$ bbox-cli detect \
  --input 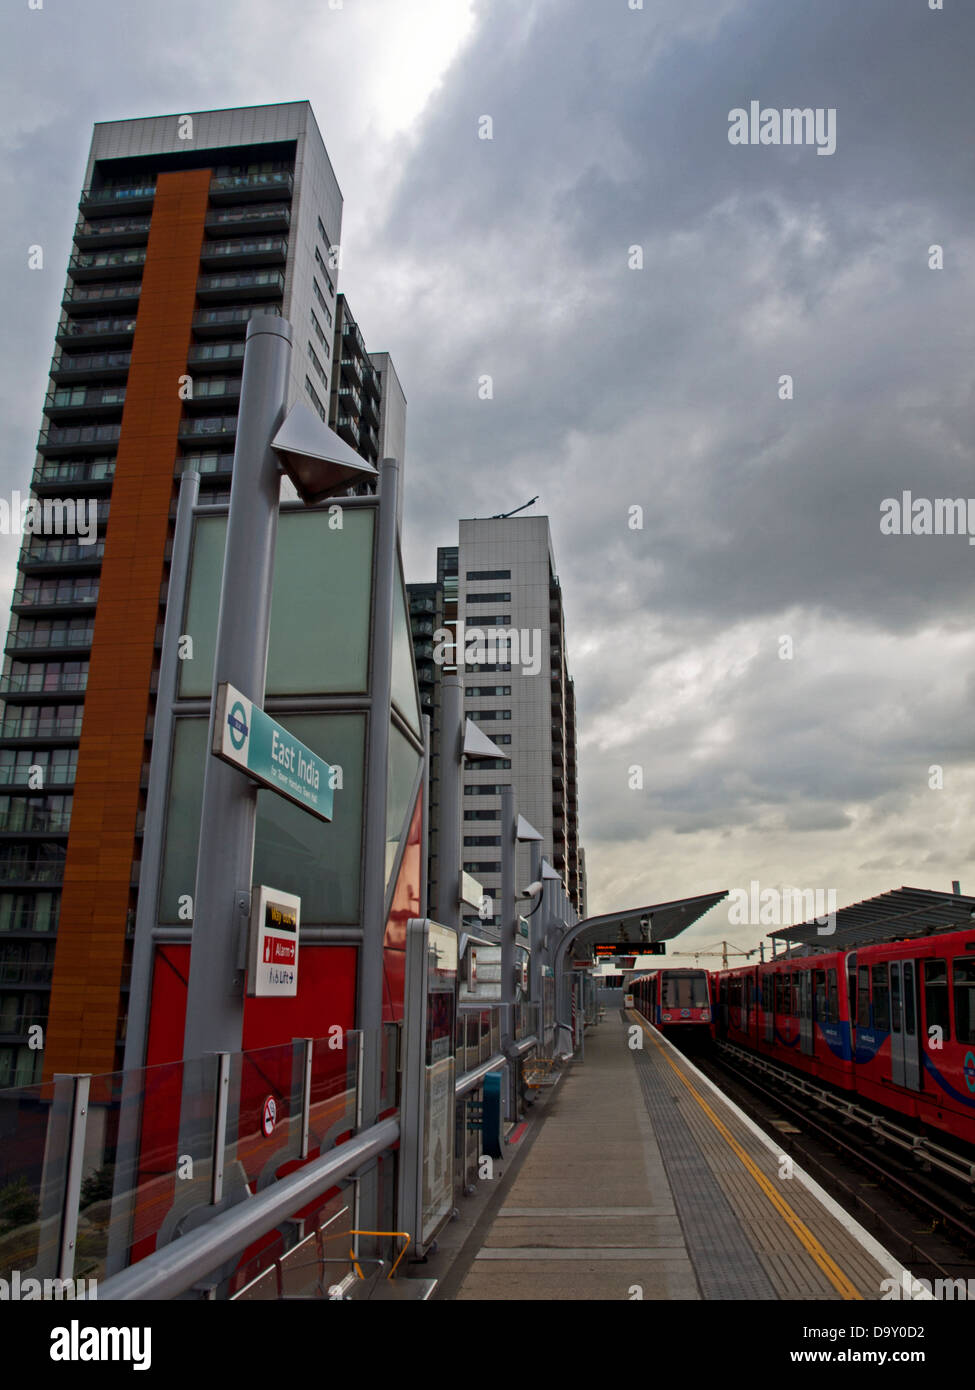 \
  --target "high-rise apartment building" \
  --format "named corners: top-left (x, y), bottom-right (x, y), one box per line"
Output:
top-left (0, 102), bottom-right (405, 1084)
top-left (417, 516), bottom-right (586, 929)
